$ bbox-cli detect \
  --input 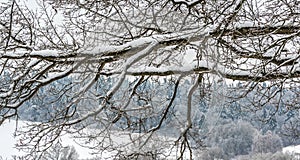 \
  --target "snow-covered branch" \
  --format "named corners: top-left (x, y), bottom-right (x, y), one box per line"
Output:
top-left (0, 0), bottom-right (300, 158)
